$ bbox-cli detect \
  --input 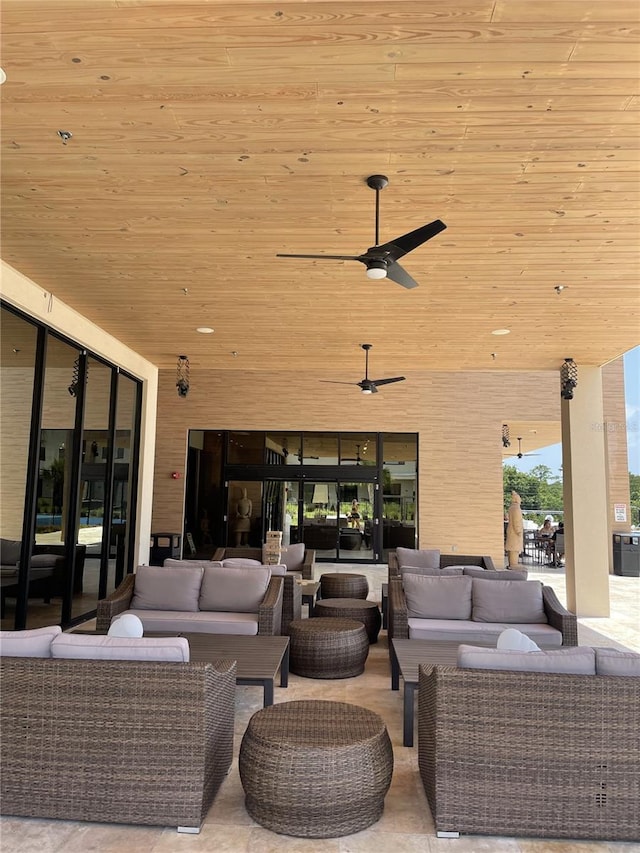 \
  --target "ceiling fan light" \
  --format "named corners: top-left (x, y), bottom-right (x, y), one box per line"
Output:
top-left (361, 387), bottom-right (374, 394)
top-left (366, 261), bottom-right (387, 279)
